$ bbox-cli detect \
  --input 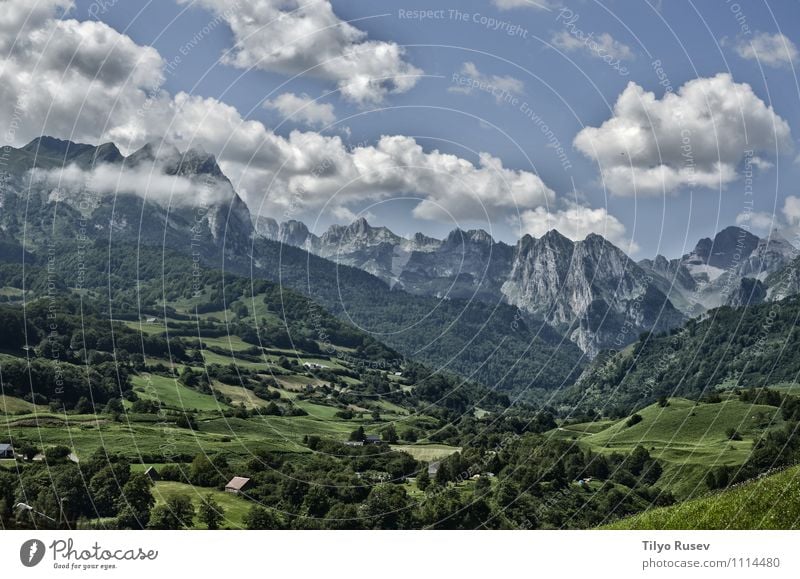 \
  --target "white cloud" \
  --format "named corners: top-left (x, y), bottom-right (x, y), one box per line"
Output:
top-left (263, 92), bottom-right (336, 128)
top-left (736, 210), bottom-right (777, 234)
top-left (182, 0), bottom-right (422, 104)
top-left (735, 32), bottom-right (798, 68)
top-left (750, 156), bottom-right (774, 171)
top-left (574, 73), bottom-right (792, 196)
top-left (0, 0), bottom-right (165, 149)
top-left (518, 202), bottom-right (637, 251)
top-left (493, 0), bottom-right (554, 10)
top-left (0, 0), bottom-right (558, 229)
top-left (30, 155), bottom-right (233, 207)
top-left (783, 195), bottom-right (800, 226)
top-left (448, 62), bottom-right (525, 103)
top-left (551, 30), bottom-right (634, 61)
